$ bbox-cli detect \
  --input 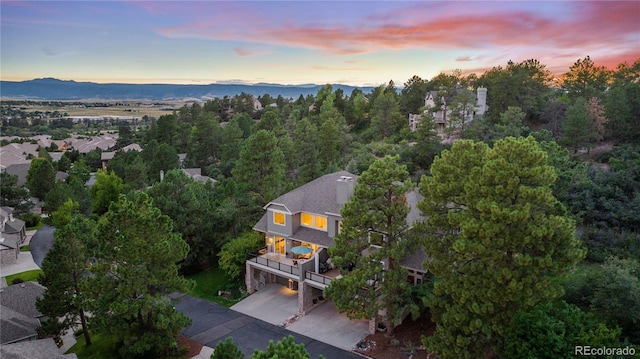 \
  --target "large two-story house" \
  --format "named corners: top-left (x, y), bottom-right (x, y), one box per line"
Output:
top-left (245, 171), bottom-right (427, 328)
top-left (409, 86), bottom-right (488, 134)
